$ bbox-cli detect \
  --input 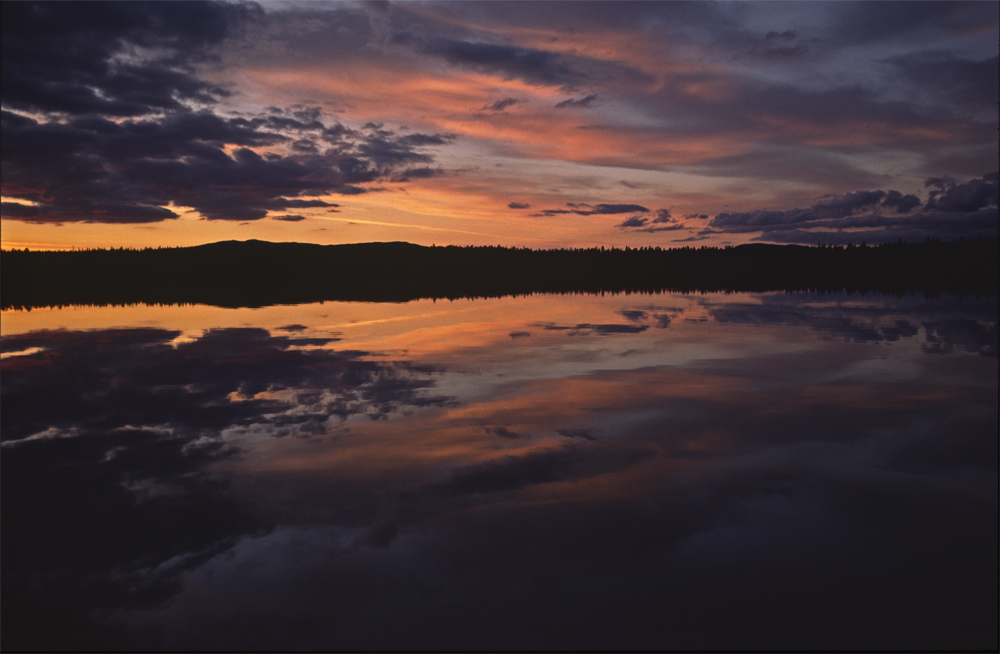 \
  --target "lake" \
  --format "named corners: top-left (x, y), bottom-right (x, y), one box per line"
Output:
top-left (2, 291), bottom-right (997, 650)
